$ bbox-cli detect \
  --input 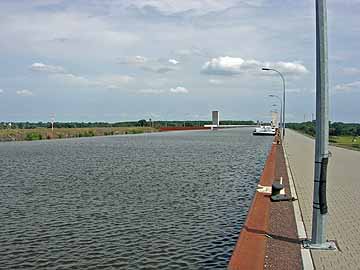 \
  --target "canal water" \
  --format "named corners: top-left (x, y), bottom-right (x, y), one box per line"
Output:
top-left (0, 128), bottom-right (272, 269)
